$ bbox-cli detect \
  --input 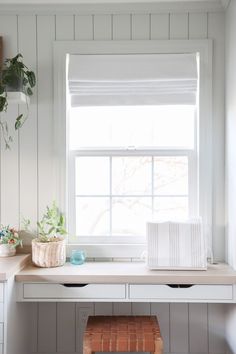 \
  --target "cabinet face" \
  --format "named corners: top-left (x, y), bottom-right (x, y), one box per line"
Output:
top-left (23, 283), bottom-right (126, 300)
top-left (129, 284), bottom-right (233, 302)
top-left (0, 283), bottom-right (3, 354)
